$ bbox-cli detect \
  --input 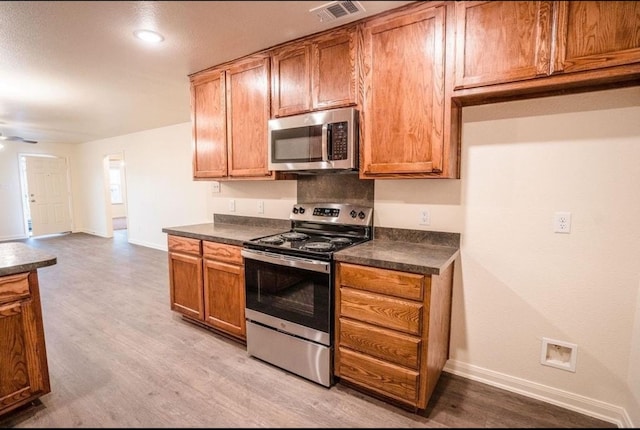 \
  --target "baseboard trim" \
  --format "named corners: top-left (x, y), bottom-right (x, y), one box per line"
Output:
top-left (0, 234), bottom-right (28, 242)
top-left (444, 360), bottom-right (631, 428)
top-left (127, 238), bottom-right (165, 251)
